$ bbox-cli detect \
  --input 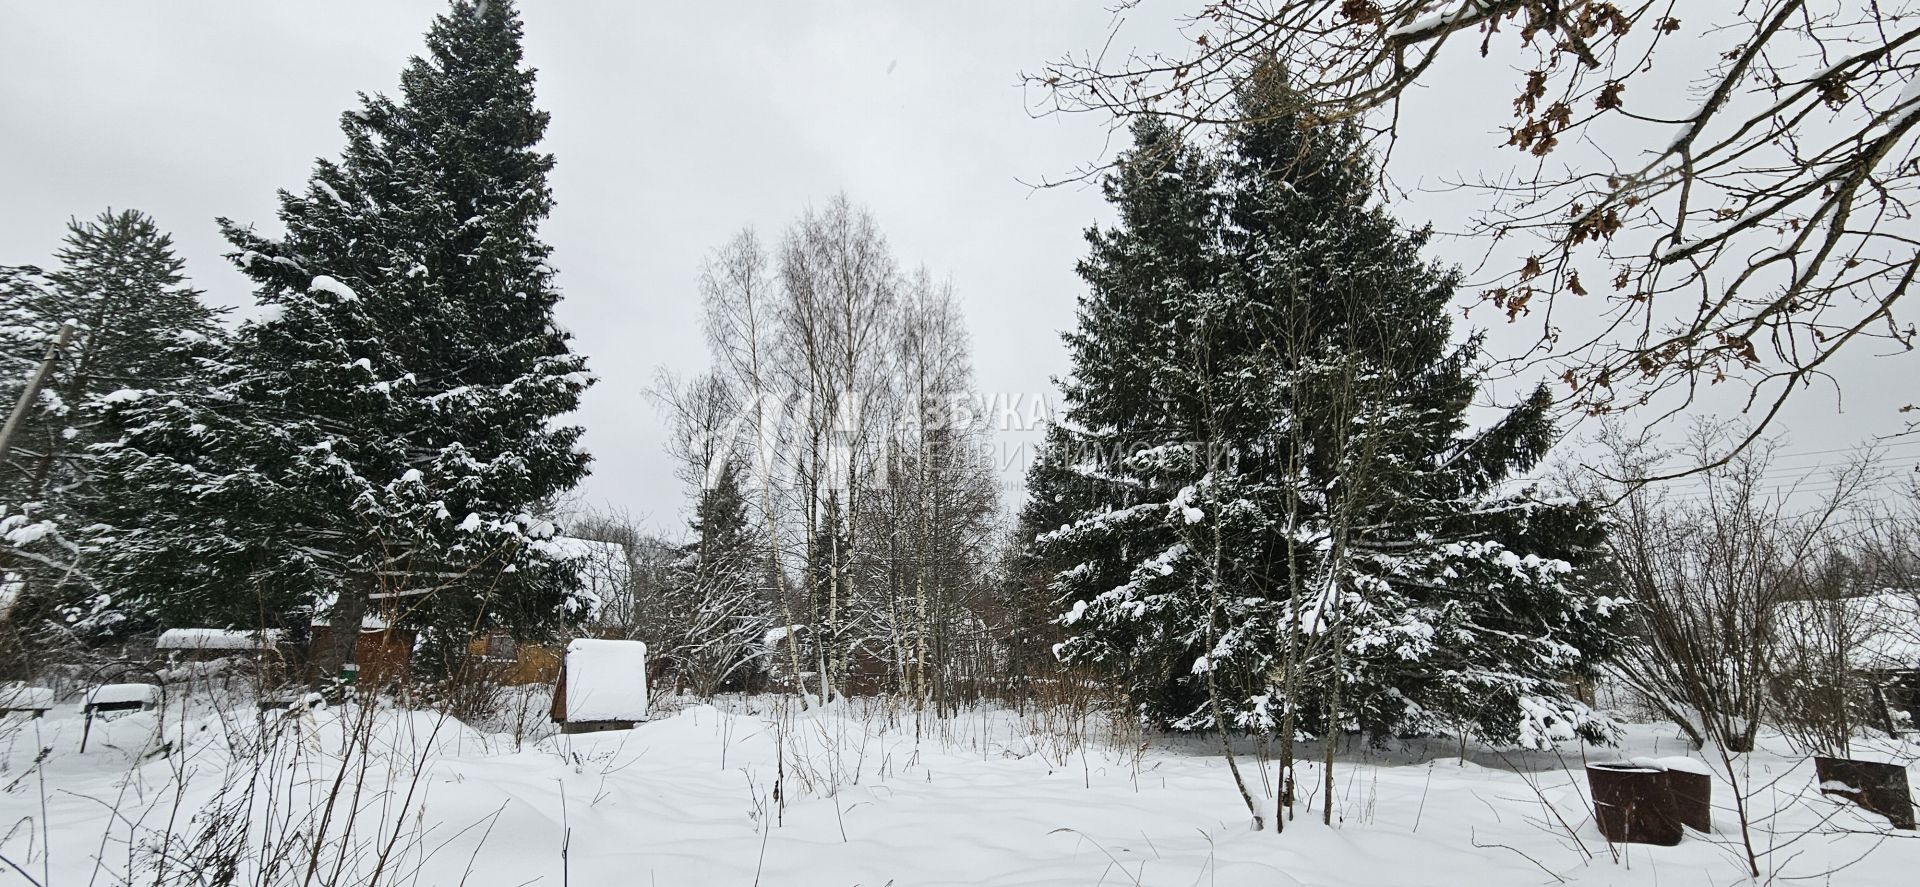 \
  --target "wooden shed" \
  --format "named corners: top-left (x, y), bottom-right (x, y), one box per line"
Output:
top-left (310, 616), bottom-right (416, 686)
